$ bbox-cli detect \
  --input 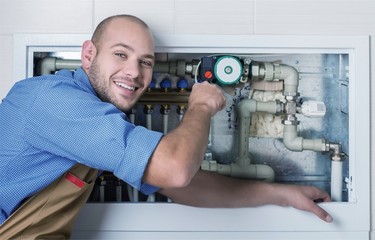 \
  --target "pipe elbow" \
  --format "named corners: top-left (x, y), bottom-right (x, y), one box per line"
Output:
top-left (283, 125), bottom-right (326, 152)
top-left (280, 64), bottom-right (299, 94)
top-left (283, 135), bottom-right (303, 151)
top-left (37, 57), bottom-right (57, 75)
top-left (255, 164), bottom-right (275, 182)
top-left (217, 163), bottom-right (275, 182)
top-left (283, 125), bottom-right (303, 151)
top-left (237, 99), bottom-right (257, 118)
